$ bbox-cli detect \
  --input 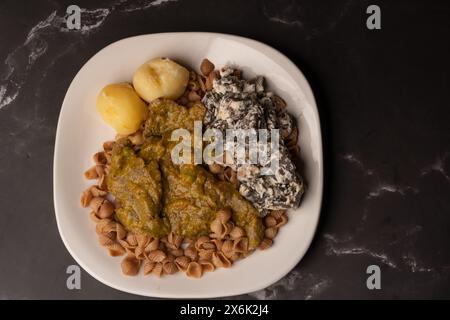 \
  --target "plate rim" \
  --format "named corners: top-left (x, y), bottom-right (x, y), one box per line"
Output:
top-left (53, 32), bottom-right (323, 298)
